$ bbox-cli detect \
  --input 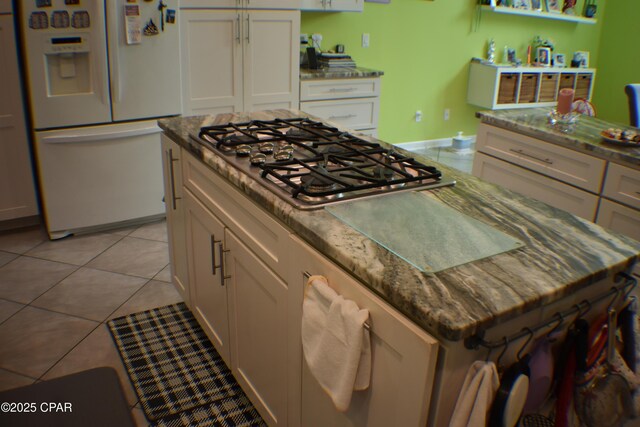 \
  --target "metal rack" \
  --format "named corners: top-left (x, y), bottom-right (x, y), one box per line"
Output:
top-left (464, 272), bottom-right (638, 350)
